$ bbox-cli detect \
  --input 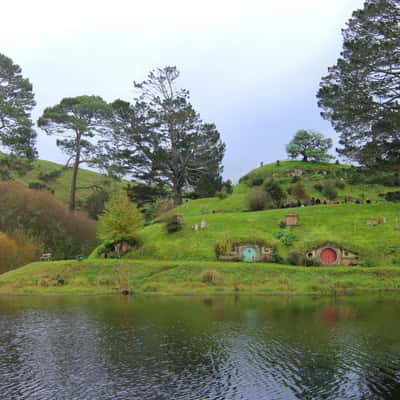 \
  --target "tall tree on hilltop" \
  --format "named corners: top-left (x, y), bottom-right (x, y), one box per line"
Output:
top-left (286, 130), bottom-right (333, 162)
top-left (38, 96), bottom-right (113, 211)
top-left (317, 0), bottom-right (400, 170)
top-left (109, 67), bottom-right (226, 205)
top-left (0, 53), bottom-right (37, 178)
